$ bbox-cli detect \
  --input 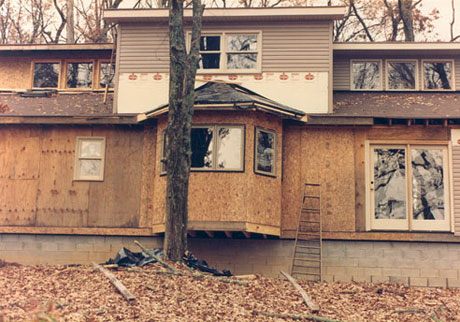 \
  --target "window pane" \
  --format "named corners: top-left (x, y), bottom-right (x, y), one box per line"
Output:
top-left (388, 62), bottom-right (416, 89)
top-left (191, 128), bottom-right (214, 168)
top-left (256, 130), bottom-right (275, 174)
top-left (67, 63), bottom-right (93, 88)
top-left (217, 127), bottom-right (242, 169)
top-left (100, 62), bottom-right (115, 88)
top-left (374, 148), bottom-right (406, 219)
top-left (33, 63), bottom-right (59, 88)
top-left (352, 62), bottom-right (380, 89)
top-left (79, 159), bottom-right (101, 177)
top-left (227, 53), bottom-right (257, 69)
top-left (81, 141), bottom-right (102, 158)
top-left (227, 35), bottom-right (257, 51)
top-left (200, 36), bottom-right (220, 51)
top-left (200, 53), bottom-right (220, 69)
top-left (424, 62), bottom-right (452, 89)
top-left (411, 148), bottom-right (445, 220)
